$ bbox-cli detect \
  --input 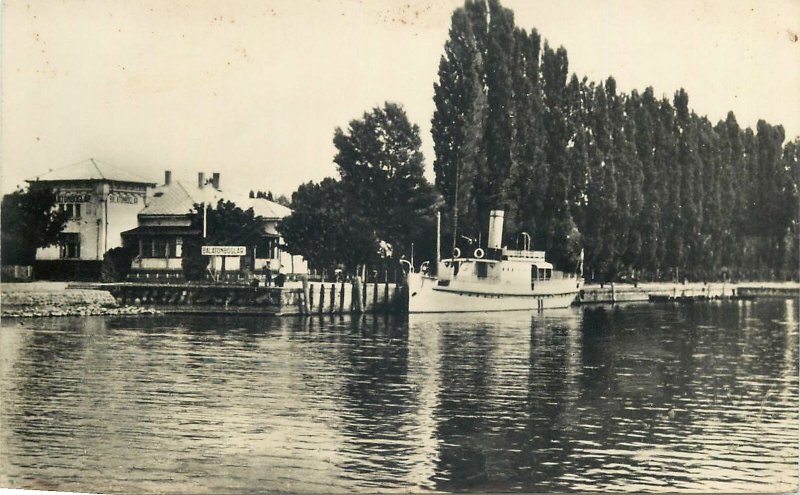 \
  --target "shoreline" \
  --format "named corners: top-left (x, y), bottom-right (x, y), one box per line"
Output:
top-left (1, 282), bottom-right (157, 319)
top-left (2, 280), bottom-right (797, 319)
